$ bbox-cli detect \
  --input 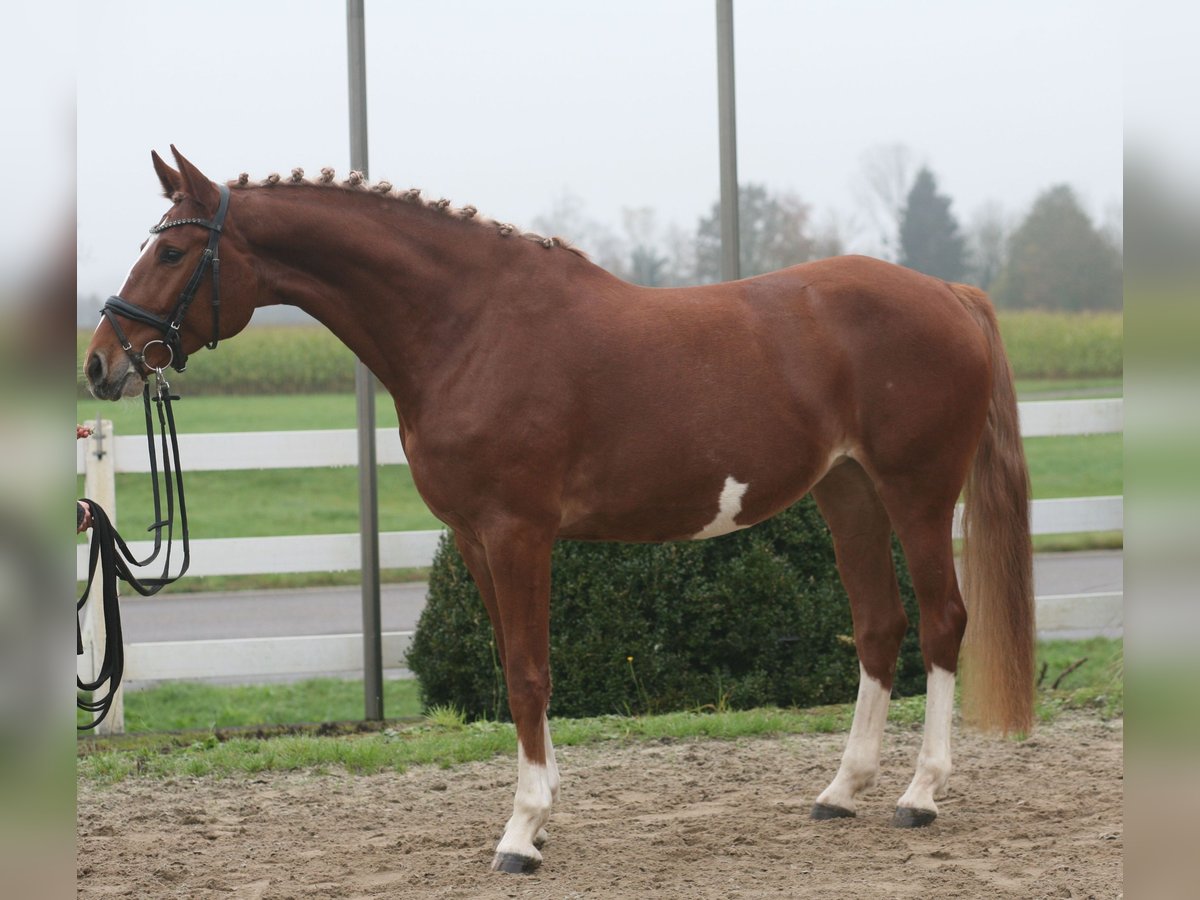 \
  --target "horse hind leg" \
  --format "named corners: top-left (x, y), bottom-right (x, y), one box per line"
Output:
top-left (876, 480), bottom-right (968, 828)
top-left (809, 460), bottom-right (908, 820)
